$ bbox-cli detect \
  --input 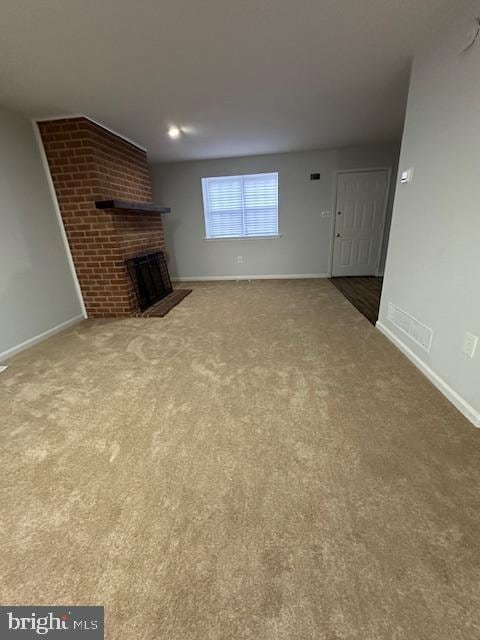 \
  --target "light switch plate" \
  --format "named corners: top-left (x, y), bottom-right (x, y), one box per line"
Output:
top-left (463, 332), bottom-right (478, 358)
top-left (400, 167), bottom-right (414, 184)
top-left (321, 211), bottom-right (331, 217)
